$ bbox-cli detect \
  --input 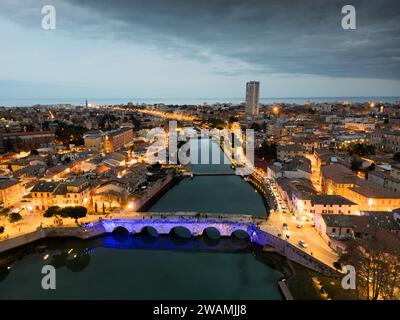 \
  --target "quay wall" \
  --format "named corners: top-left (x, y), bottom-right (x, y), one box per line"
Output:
top-left (0, 224), bottom-right (106, 254)
top-left (252, 227), bottom-right (337, 277)
top-left (134, 173), bottom-right (175, 211)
